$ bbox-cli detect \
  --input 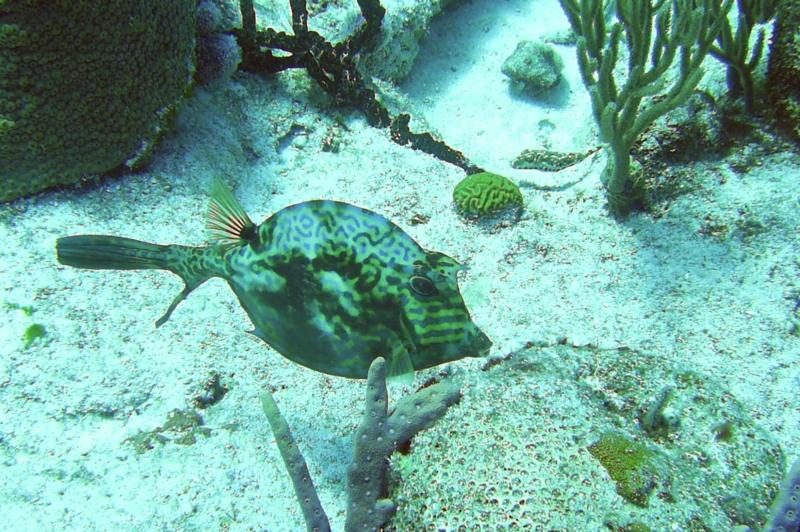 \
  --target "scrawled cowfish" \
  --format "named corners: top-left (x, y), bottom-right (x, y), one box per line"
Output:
top-left (56, 182), bottom-right (492, 379)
